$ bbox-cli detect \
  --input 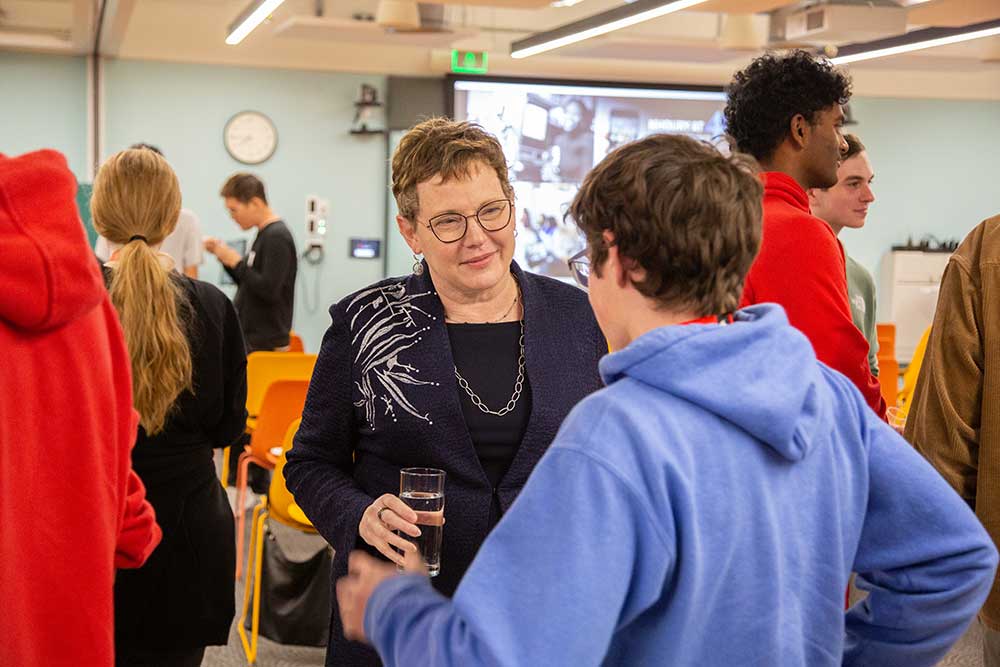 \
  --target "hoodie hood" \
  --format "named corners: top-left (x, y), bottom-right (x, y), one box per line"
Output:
top-left (762, 171), bottom-right (811, 214)
top-left (599, 304), bottom-right (829, 462)
top-left (0, 150), bottom-right (104, 331)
